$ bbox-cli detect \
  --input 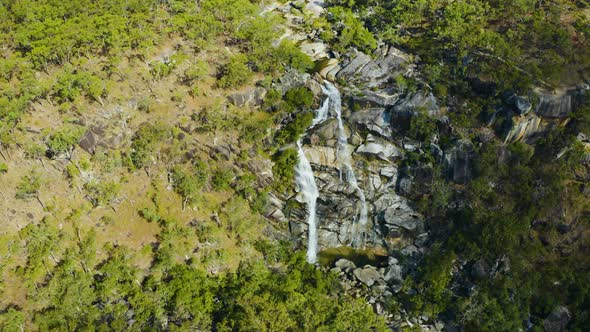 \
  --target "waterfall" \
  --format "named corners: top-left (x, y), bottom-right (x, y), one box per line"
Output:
top-left (295, 82), bottom-right (369, 263)
top-left (295, 99), bottom-right (329, 263)
top-left (321, 82), bottom-right (368, 246)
